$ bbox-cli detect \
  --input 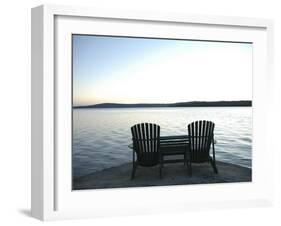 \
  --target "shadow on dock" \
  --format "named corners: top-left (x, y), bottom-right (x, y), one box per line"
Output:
top-left (73, 161), bottom-right (251, 190)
